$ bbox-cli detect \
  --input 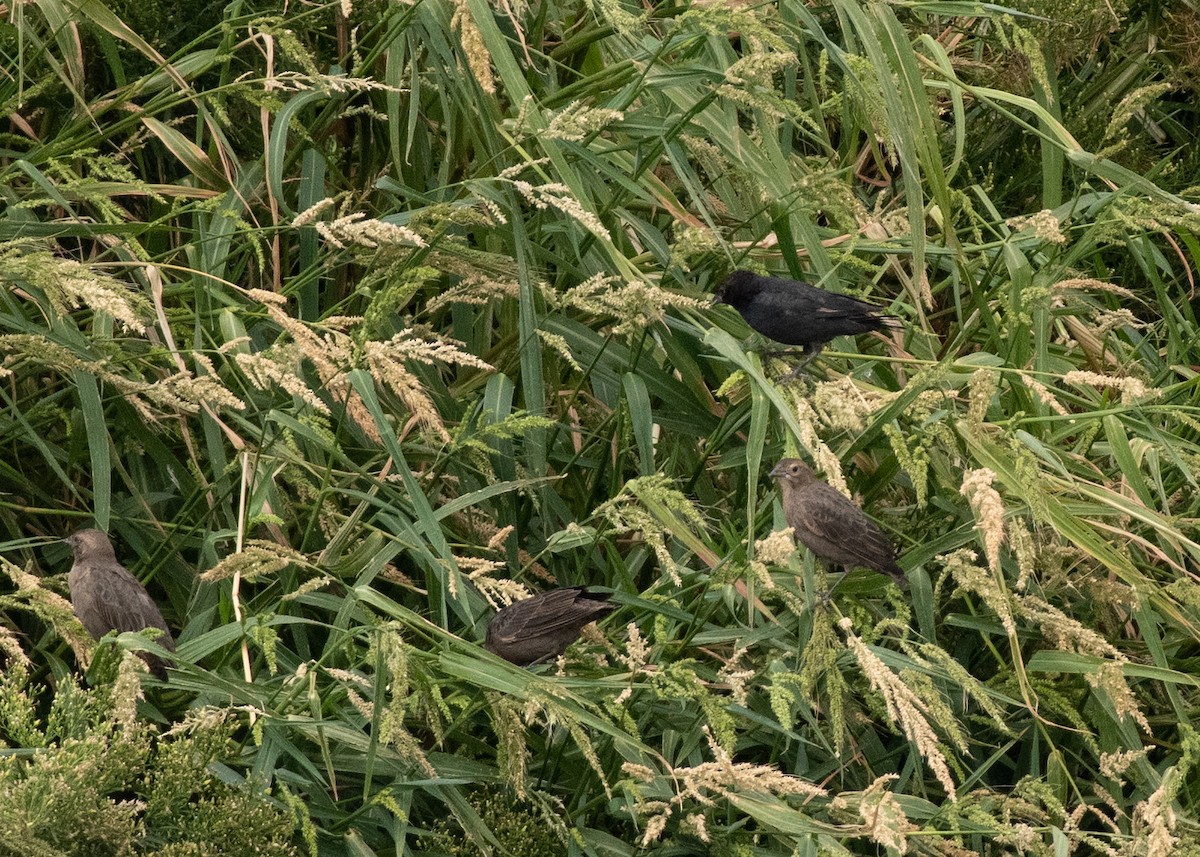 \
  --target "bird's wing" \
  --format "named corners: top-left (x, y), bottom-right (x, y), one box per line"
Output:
top-left (748, 279), bottom-right (825, 319)
top-left (796, 485), bottom-right (896, 570)
top-left (735, 283), bottom-right (830, 345)
top-left (756, 276), bottom-right (883, 316)
top-left (492, 589), bottom-right (611, 642)
top-left (94, 568), bottom-right (175, 649)
top-left (813, 291), bottom-right (888, 319)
